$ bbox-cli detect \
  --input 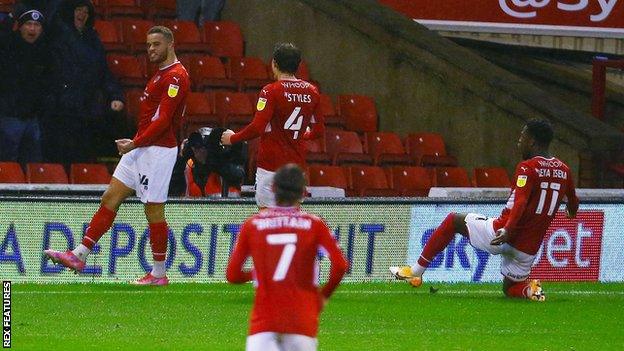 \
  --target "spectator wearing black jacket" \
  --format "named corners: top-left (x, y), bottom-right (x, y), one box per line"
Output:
top-left (0, 9), bottom-right (54, 163)
top-left (45, 0), bottom-right (124, 163)
top-left (169, 127), bottom-right (246, 197)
